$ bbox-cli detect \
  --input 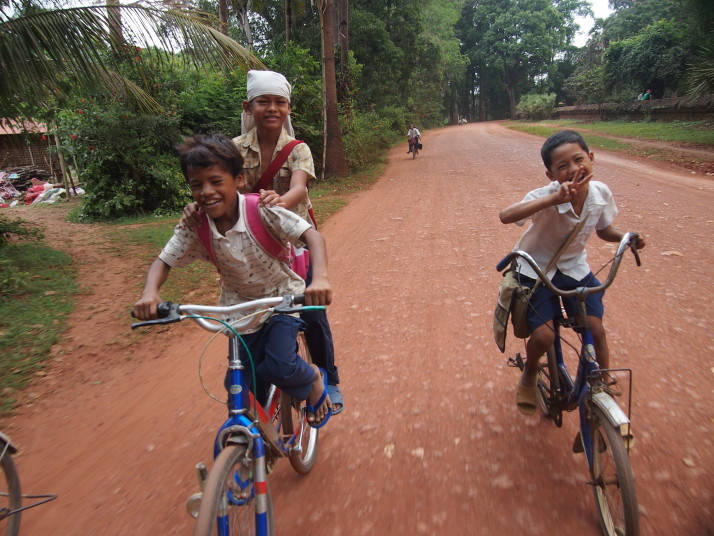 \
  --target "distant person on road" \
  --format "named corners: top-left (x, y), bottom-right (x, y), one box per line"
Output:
top-left (407, 124), bottom-right (421, 154)
top-left (499, 130), bottom-right (646, 416)
top-left (641, 89), bottom-right (652, 101)
top-left (637, 92), bottom-right (643, 101)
